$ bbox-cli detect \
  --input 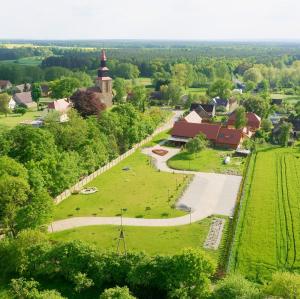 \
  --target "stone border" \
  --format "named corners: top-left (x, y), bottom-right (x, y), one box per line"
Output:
top-left (204, 218), bottom-right (225, 250)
